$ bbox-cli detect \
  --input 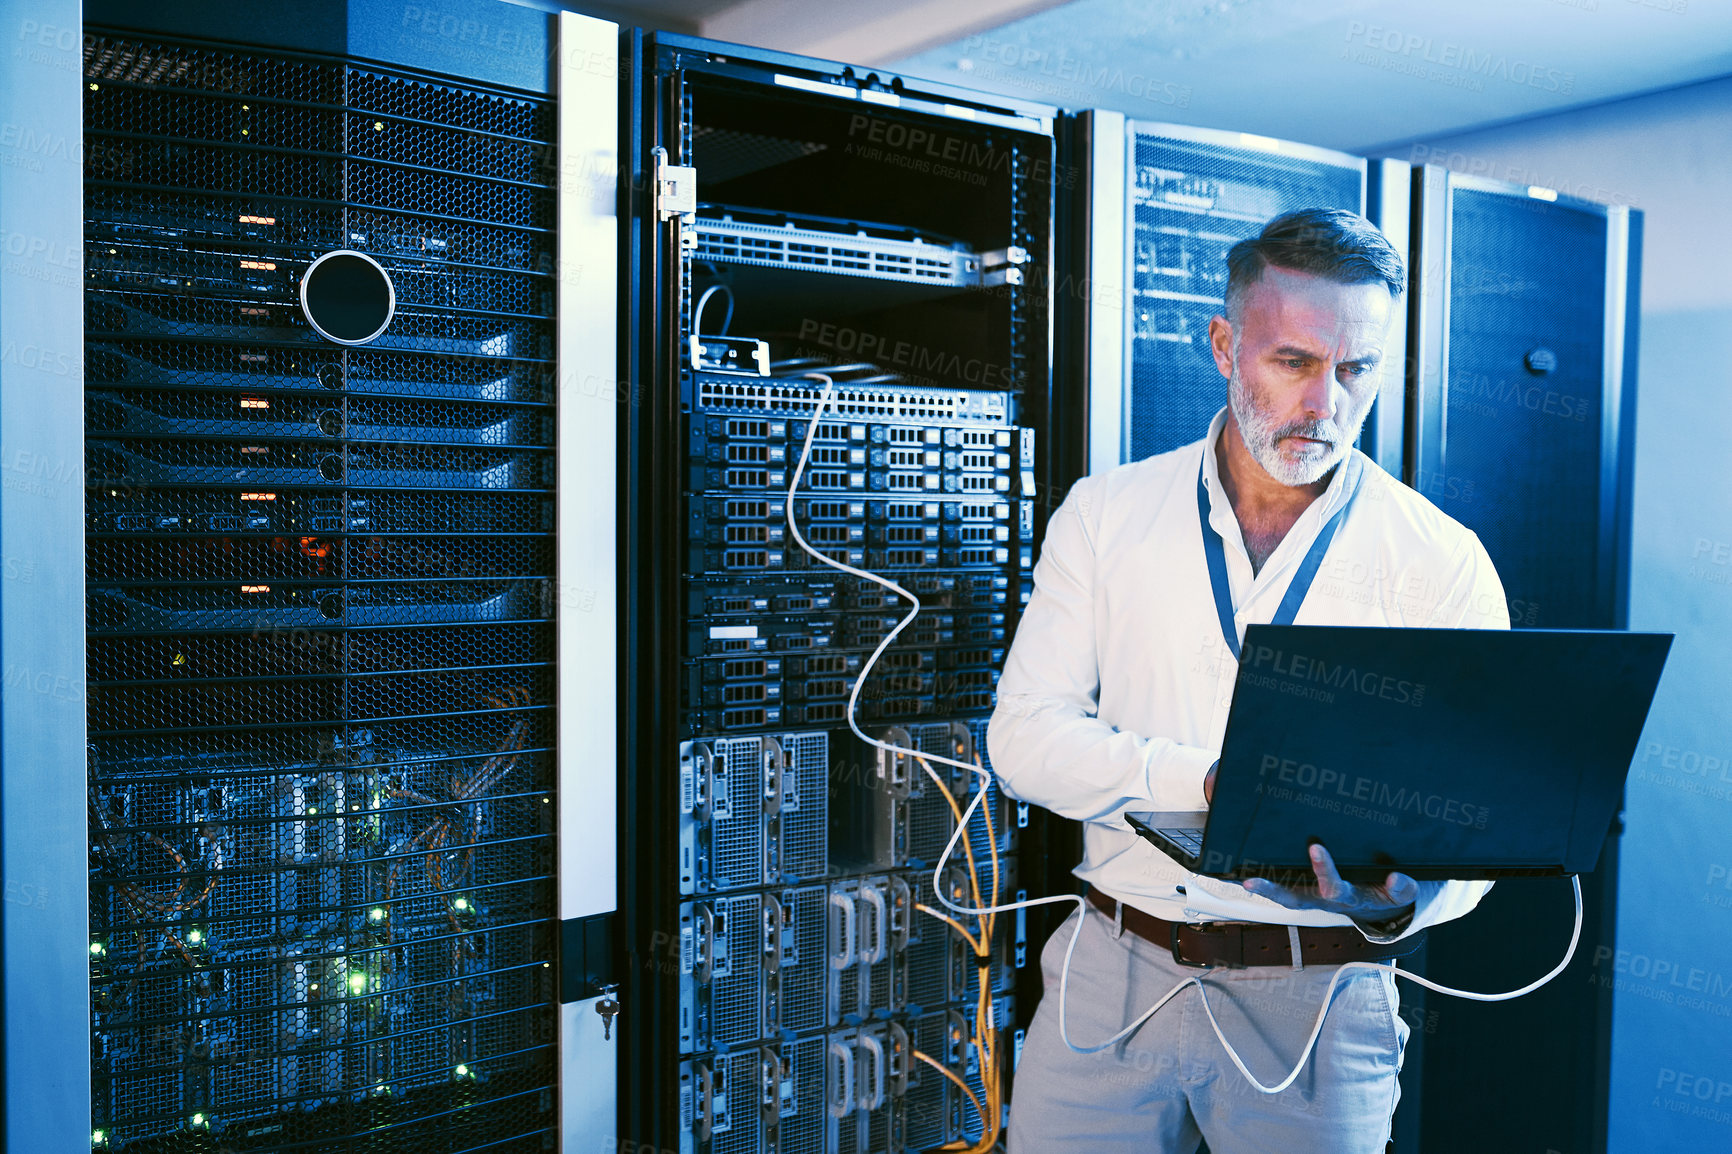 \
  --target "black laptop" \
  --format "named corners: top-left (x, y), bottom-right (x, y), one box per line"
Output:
top-left (1125, 625), bottom-right (1673, 882)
